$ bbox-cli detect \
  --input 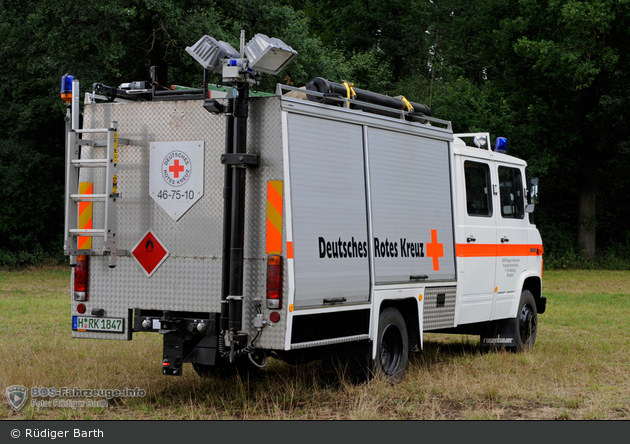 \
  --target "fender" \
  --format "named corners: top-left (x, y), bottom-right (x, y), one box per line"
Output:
top-left (506, 270), bottom-right (542, 319)
top-left (370, 287), bottom-right (424, 360)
